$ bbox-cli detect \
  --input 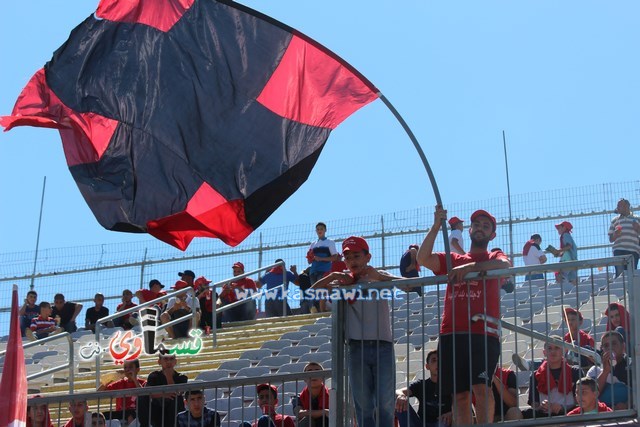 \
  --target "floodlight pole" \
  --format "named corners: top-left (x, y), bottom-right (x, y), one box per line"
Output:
top-left (30, 176), bottom-right (46, 290)
top-left (379, 94), bottom-right (452, 271)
